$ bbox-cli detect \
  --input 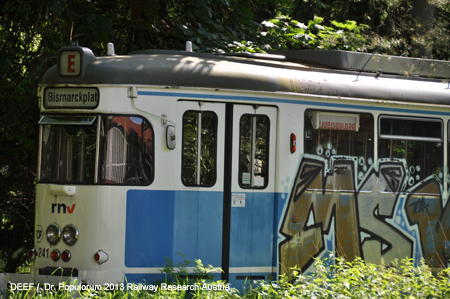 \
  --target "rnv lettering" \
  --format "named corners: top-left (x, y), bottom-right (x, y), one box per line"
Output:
top-left (51, 203), bottom-right (76, 214)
